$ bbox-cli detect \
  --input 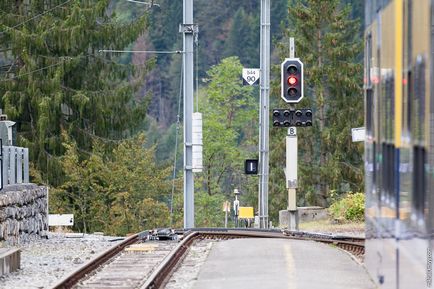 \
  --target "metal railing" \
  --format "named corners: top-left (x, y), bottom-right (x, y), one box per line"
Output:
top-left (1, 145), bottom-right (29, 188)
